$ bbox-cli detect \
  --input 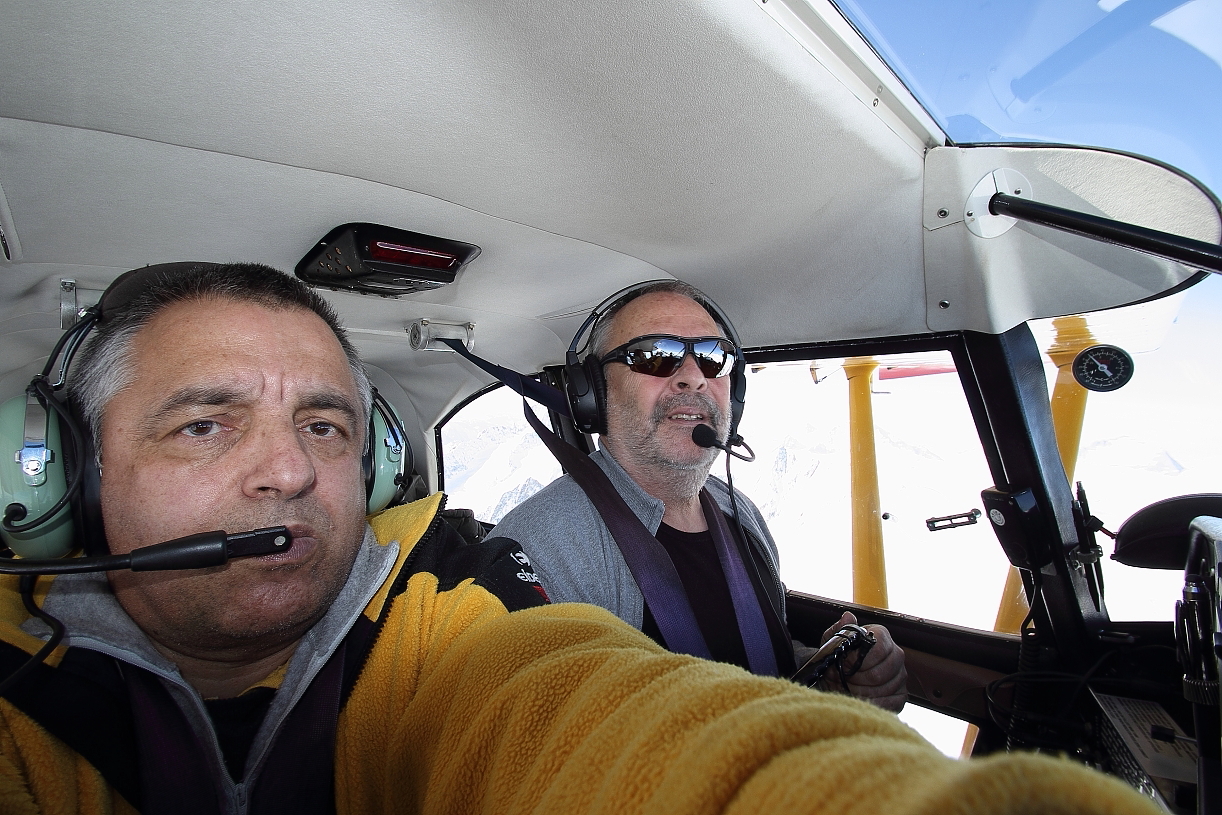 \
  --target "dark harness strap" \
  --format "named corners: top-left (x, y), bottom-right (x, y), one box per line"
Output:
top-left (248, 643), bottom-right (344, 815)
top-left (701, 490), bottom-right (778, 676)
top-left (522, 403), bottom-right (712, 660)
